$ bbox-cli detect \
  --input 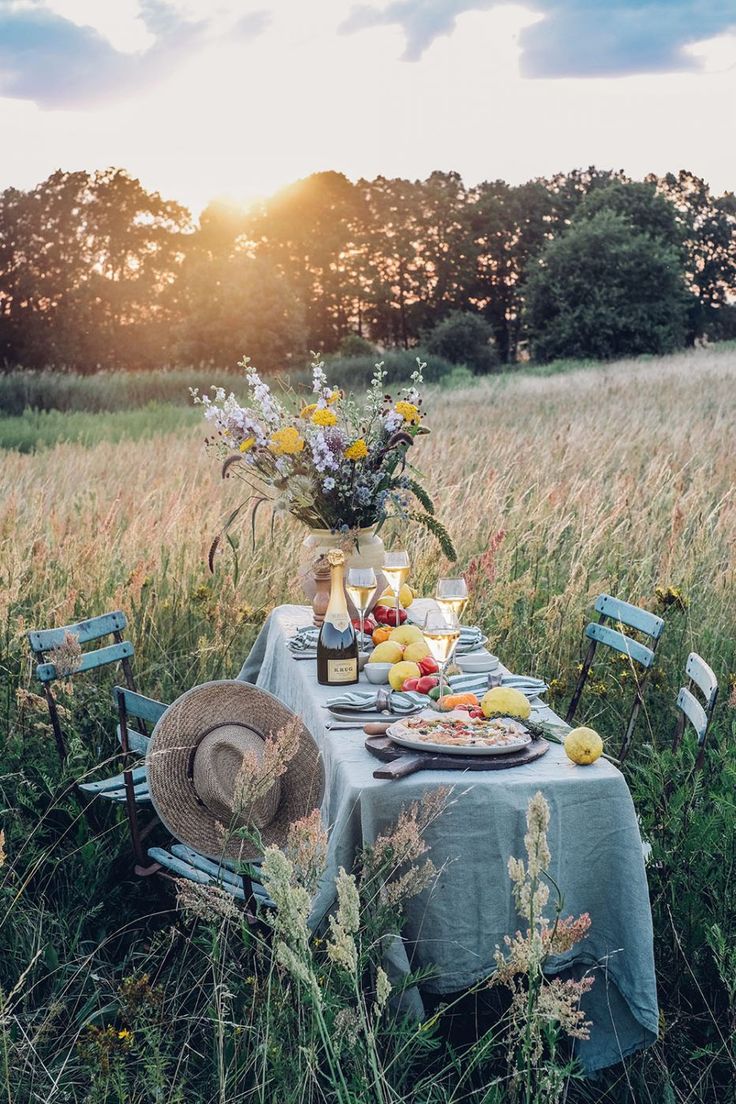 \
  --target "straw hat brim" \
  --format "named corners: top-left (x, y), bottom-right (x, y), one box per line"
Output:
top-left (147, 680), bottom-right (324, 862)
